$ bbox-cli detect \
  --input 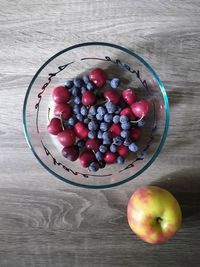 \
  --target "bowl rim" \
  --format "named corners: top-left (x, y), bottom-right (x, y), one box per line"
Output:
top-left (23, 41), bottom-right (170, 189)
